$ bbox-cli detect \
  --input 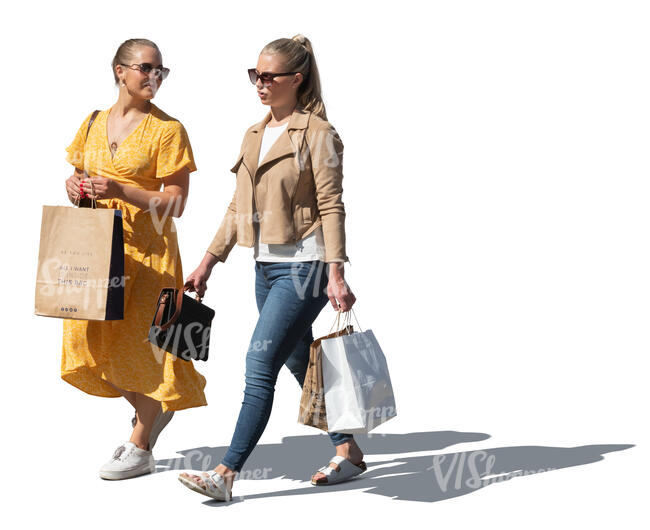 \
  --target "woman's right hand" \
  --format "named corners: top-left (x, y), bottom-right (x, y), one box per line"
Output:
top-left (65, 169), bottom-right (84, 204)
top-left (185, 264), bottom-right (212, 299)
